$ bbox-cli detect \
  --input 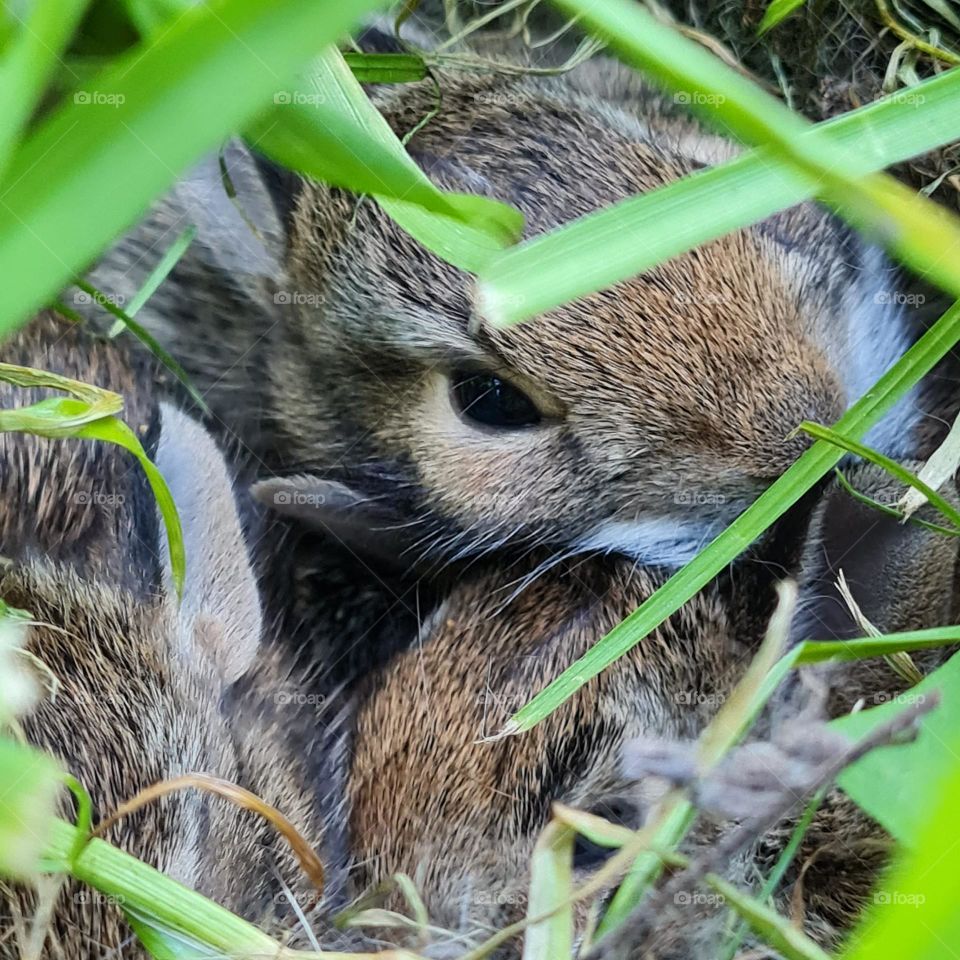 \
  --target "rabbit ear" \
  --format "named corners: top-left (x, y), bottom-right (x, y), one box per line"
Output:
top-left (155, 404), bottom-right (262, 683)
top-left (86, 138), bottom-right (301, 326)
top-left (251, 475), bottom-right (414, 568)
top-left (790, 462), bottom-right (960, 644)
